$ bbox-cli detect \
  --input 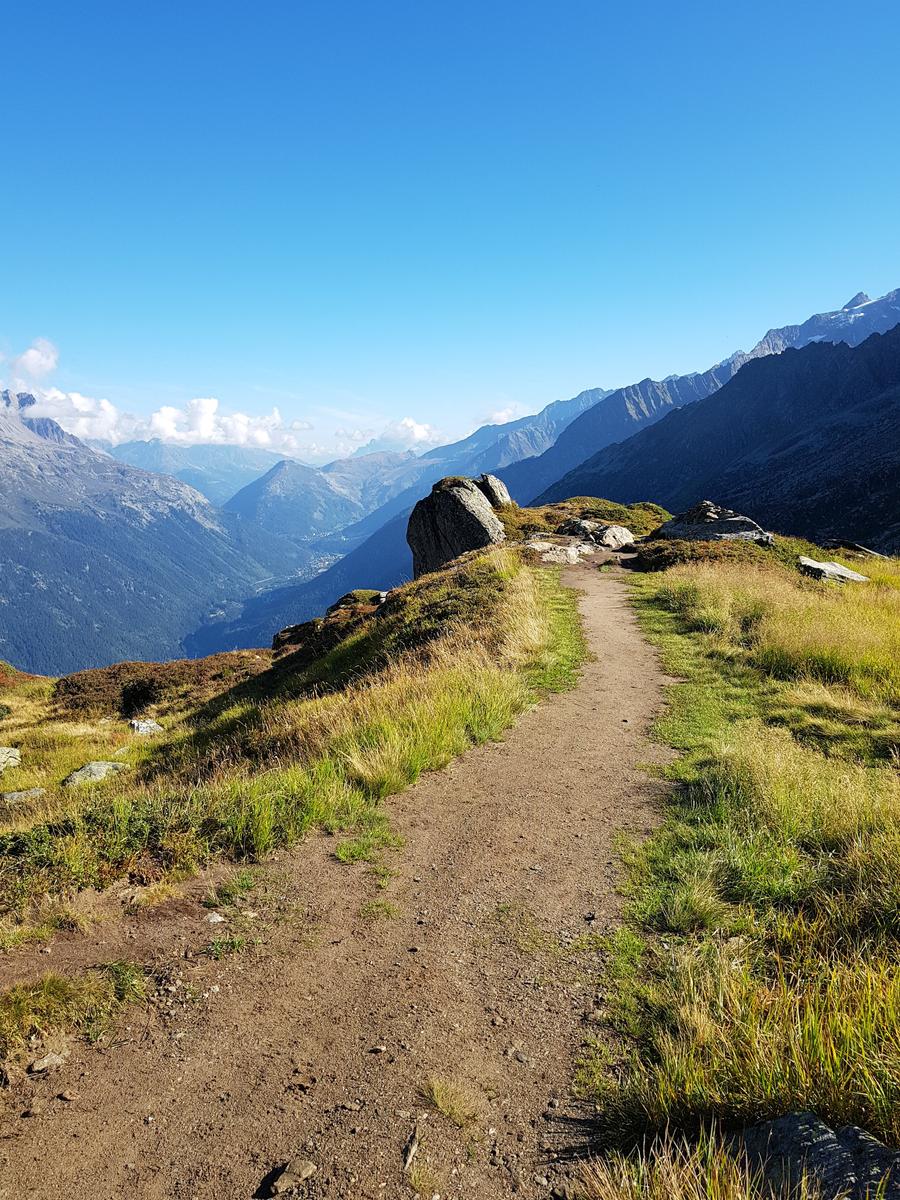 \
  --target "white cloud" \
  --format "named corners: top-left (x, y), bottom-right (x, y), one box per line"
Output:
top-left (381, 416), bottom-right (442, 448)
top-left (3, 337), bottom-right (443, 463)
top-left (27, 388), bottom-right (323, 456)
top-left (485, 401), bottom-right (528, 425)
top-left (11, 337), bottom-right (59, 381)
